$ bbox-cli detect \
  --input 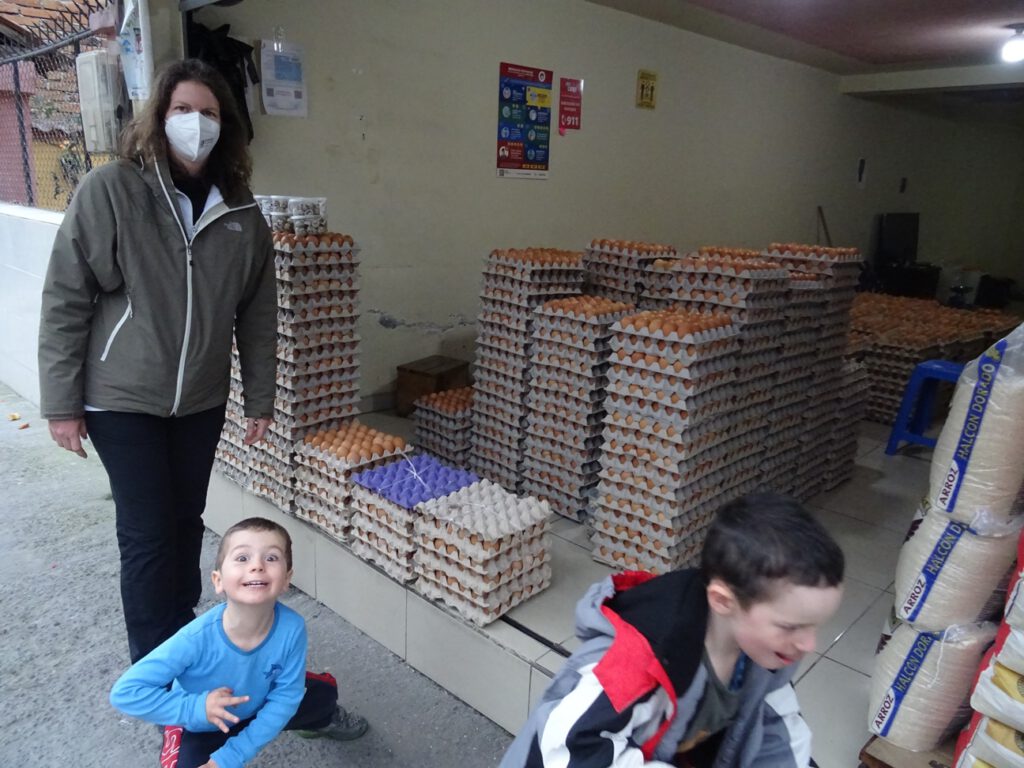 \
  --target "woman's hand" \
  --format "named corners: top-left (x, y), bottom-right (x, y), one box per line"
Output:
top-left (48, 418), bottom-right (88, 458)
top-left (205, 686), bottom-right (249, 733)
top-left (198, 761), bottom-right (220, 768)
top-left (243, 417), bottom-right (272, 445)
